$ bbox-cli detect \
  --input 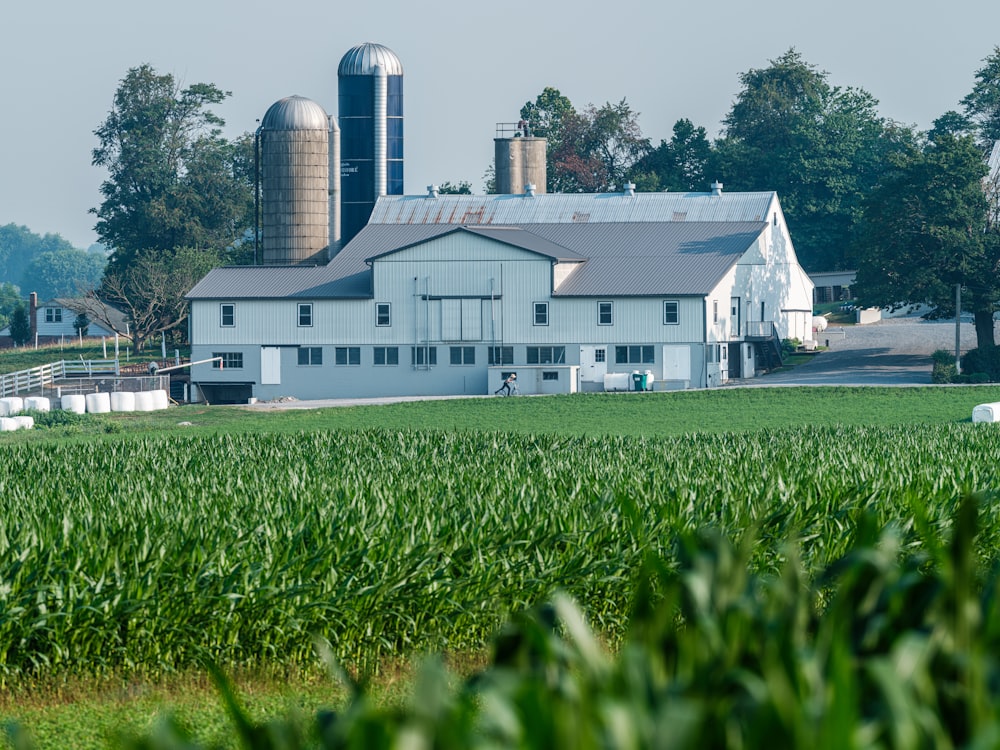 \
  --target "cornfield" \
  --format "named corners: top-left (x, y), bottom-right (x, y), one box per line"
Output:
top-left (1, 423), bottom-right (999, 683)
